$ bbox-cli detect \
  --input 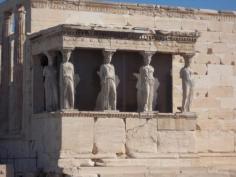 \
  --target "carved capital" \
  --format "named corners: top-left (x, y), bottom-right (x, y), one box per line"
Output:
top-left (141, 51), bottom-right (156, 61)
top-left (44, 51), bottom-right (56, 64)
top-left (181, 53), bottom-right (195, 64)
top-left (3, 11), bottom-right (12, 20)
top-left (15, 5), bottom-right (26, 14)
top-left (61, 48), bottom-right (73, 62)
top-left (103, 49), bottom-right (116, 61)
